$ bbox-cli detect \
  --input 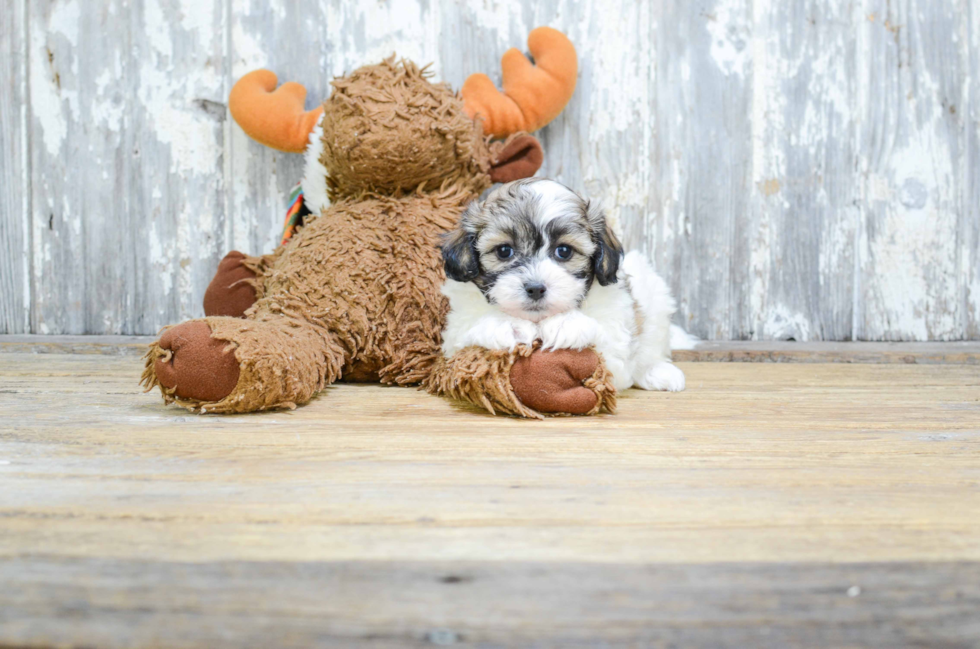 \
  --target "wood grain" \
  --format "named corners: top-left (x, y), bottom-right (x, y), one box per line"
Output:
top-left (655, 0), bottom-right (751, 340)
top-left (739, 0), bottom-right (859, 342)
top-left (0, 0), bottom-right (28, 334)
top-left (2, 0), bottom-right (979, 340)
top-left (968, 1), bottom-right (980, 340)
top-left (27, 0), bottom-right (227, 335)
top-left (2, 557), bottom-right (978, 648)
top-left (0, 352), bottom-right (978, 646)
top-left (1, 353), bottom-right (978, 566)
top-left (856, 0), bottom-right (967, 341)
